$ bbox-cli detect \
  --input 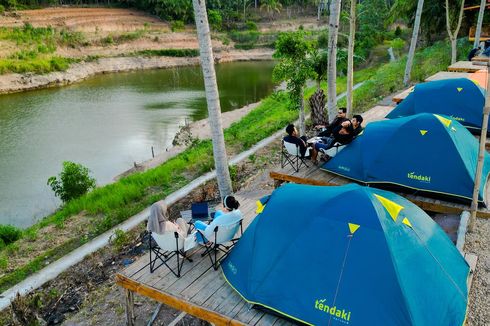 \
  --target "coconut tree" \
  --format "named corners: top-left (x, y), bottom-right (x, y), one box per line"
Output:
top-left (445, 0), bottom-right (465, 65)
top-left (474, 0), bottom-right (486, 47)
top-left (309, 49), bottom-right (328, 126)
top-left (403, 0), bottom-right (424, 86)
top-left (192, 0), bottom-right (233, 198)
top-left (346, 0), bottom-right (357, 117)
top-left (327, 0), bottom-right (342, 122)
